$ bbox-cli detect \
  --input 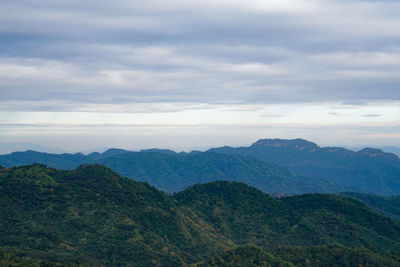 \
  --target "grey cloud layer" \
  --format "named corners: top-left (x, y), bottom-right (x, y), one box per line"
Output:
top-left (1, 0), bottom-right (400, 111)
